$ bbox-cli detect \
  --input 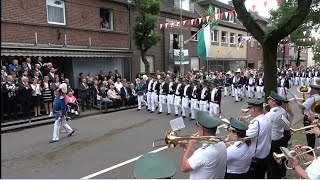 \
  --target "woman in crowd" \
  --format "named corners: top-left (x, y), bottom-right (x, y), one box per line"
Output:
top-left (31, 78), bottom-right (42, 117)
top-left (51, 76), bottom-right (60, 91)
top-left (42, 76), bottom-right (53, 115)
